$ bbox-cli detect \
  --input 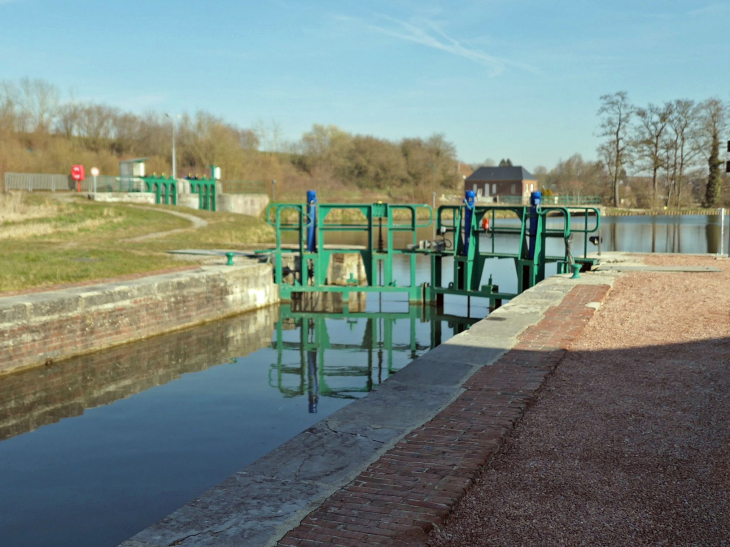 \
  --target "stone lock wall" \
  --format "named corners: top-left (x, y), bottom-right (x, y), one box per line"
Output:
top-left (0, 262), bottom-right (279, 375)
